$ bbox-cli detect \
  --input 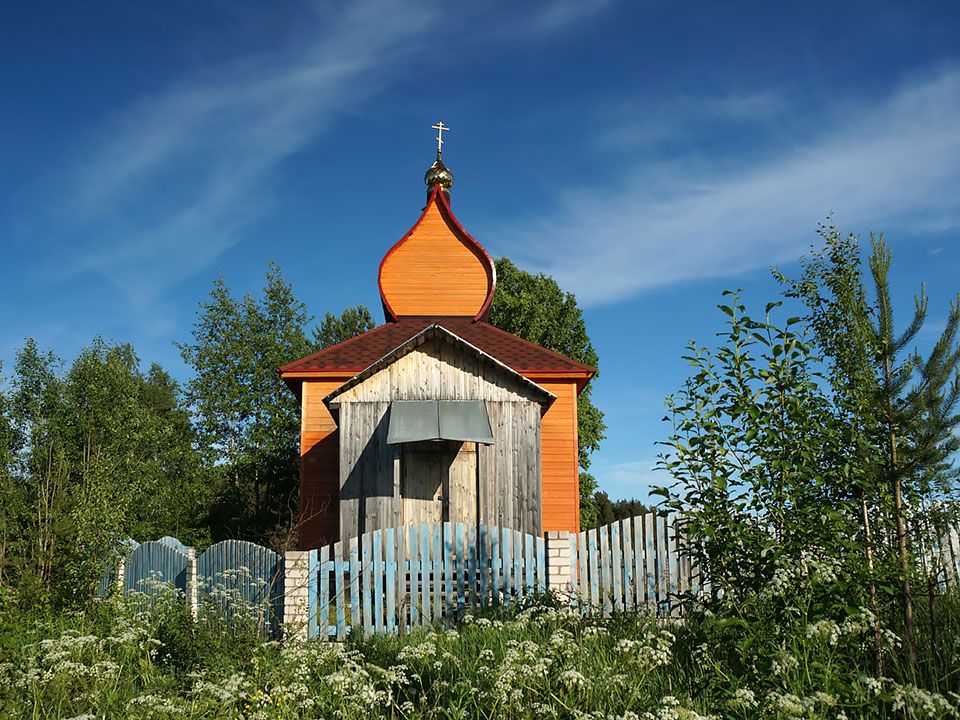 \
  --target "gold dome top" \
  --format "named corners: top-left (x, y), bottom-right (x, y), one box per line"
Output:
top-left (424, 151), bottom-right (454, 191)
